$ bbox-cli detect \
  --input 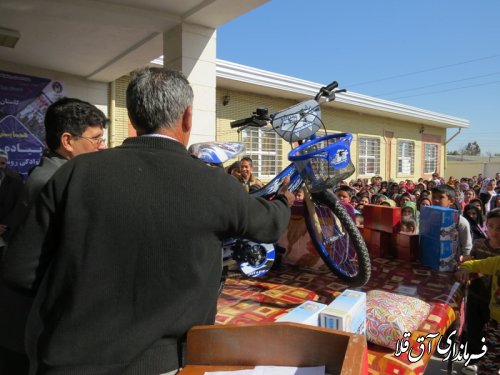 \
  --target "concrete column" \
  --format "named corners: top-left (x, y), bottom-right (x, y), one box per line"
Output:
top-left (163, 23), bottom-right (216, 145)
